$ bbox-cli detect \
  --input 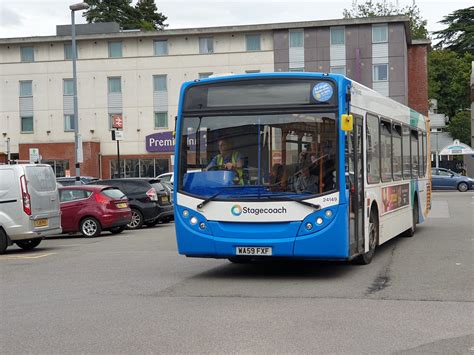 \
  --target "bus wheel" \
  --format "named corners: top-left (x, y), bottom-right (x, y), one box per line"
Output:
top-left (403, 198), bottom-right (418, 238)
top-left (354, 210), bottom-right (378, 265)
